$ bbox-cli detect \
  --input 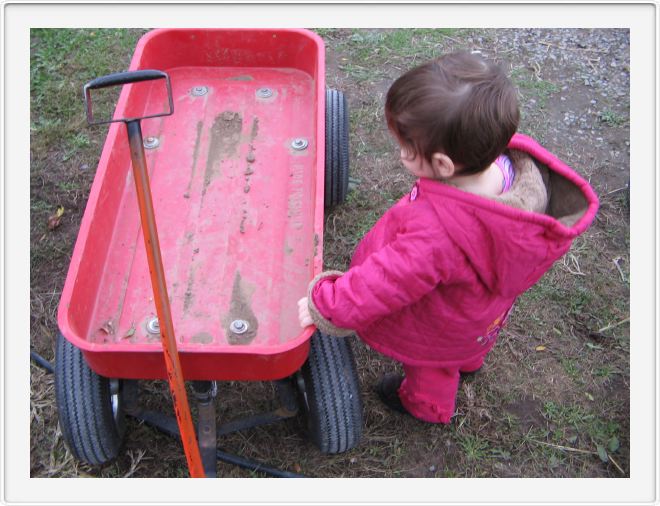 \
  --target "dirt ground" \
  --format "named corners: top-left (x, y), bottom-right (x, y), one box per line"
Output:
top-left (30, 28), bottom-right (629, 479)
